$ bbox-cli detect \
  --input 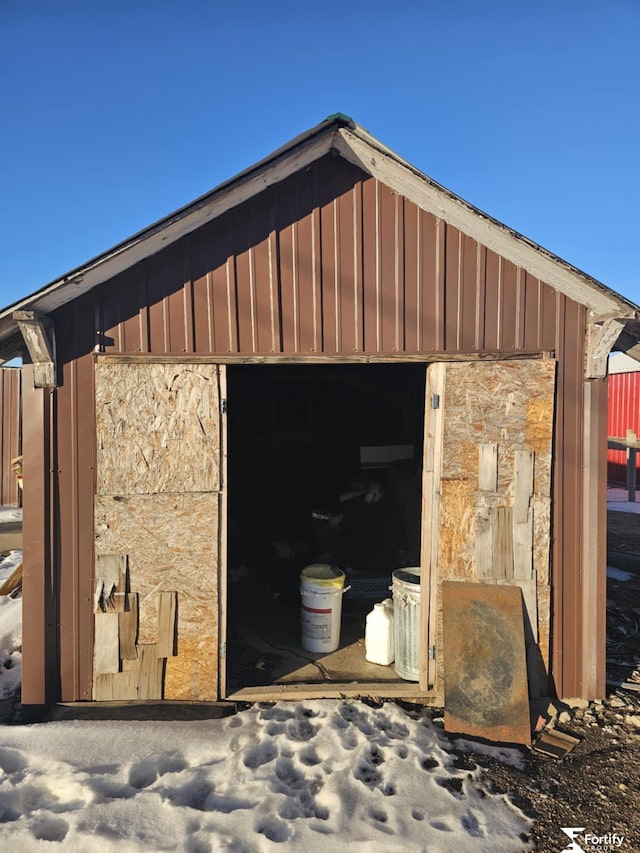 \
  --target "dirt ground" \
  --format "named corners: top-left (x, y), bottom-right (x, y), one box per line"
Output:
top-left (447, 510), bottom-right (640, 852)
